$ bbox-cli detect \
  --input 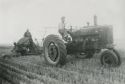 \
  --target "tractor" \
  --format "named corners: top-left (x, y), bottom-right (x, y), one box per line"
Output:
top-left (43, 18), bottom-right (121, 67)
